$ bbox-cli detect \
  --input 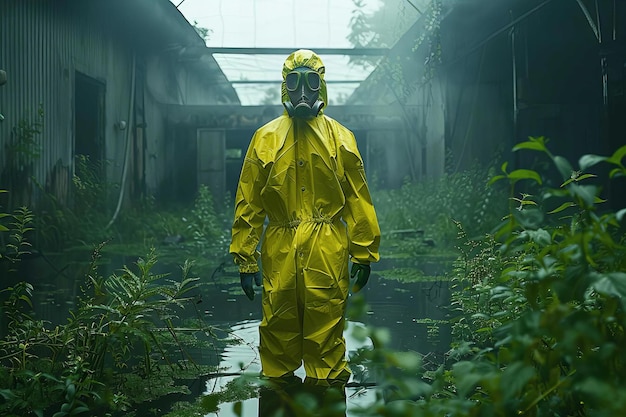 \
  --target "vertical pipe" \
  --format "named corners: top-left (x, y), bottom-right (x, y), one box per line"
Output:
top-left (595, 0), bottom-right (609, 106)
top-left (613, 0), bottom-right (617, 41)
top-left (510, 23), bottom-right (518, 142)
top-left (106, 52), bottom-right (135, 229)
